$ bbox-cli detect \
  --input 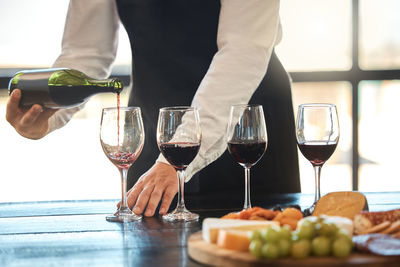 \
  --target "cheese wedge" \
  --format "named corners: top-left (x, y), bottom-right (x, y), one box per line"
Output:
top-left (312, 191), bottom-right (368, 220)
top-left (217, 229), bottom-right (251, 252)
top-left (202, 218), bottom-right (279, 243)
